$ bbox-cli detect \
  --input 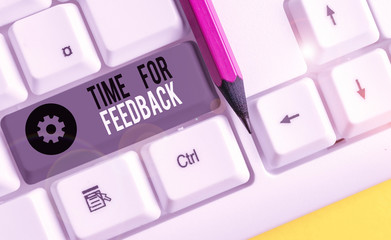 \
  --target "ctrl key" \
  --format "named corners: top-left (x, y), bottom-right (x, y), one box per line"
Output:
top-left (142, 116), bottom-right (250, 213)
